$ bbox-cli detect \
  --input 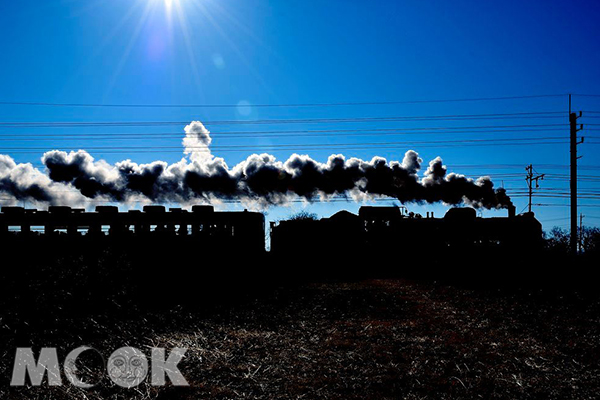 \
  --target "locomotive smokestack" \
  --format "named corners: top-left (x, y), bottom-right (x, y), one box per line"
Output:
top-left (508, 204), bottom-right (516, 218)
